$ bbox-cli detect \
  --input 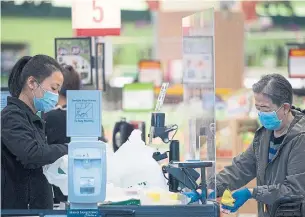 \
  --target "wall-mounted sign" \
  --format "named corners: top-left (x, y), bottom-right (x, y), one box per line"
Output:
top-left (72, 0), bottom-right (121, 36)
top-left (182, 37), bottom-right (213, 84)
top-left (138, 60), bottom-right (162, 87)
top-left (288, 48), bottom-right (305, 78)
top-left (67, 90), bottom-right (102, 137)
top-left (55, 37), bottom-right (92, 85)
top-left (1, 43), bottom-right (29, 88)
